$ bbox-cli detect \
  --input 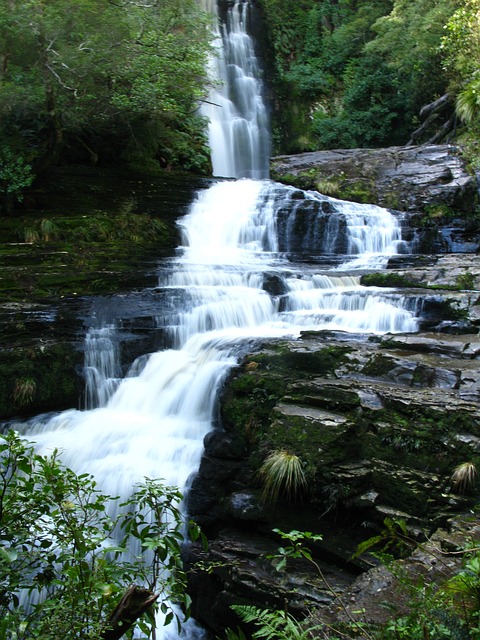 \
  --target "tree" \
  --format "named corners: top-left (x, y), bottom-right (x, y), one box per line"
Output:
top-left (441, 0), bottom-right (480, 159)
top-left (0, 430), bottom-right (203, 639)
top-left (257, 0), bottom-right (458, 152)
top-left (0, 0), bottom-right (213, 193)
